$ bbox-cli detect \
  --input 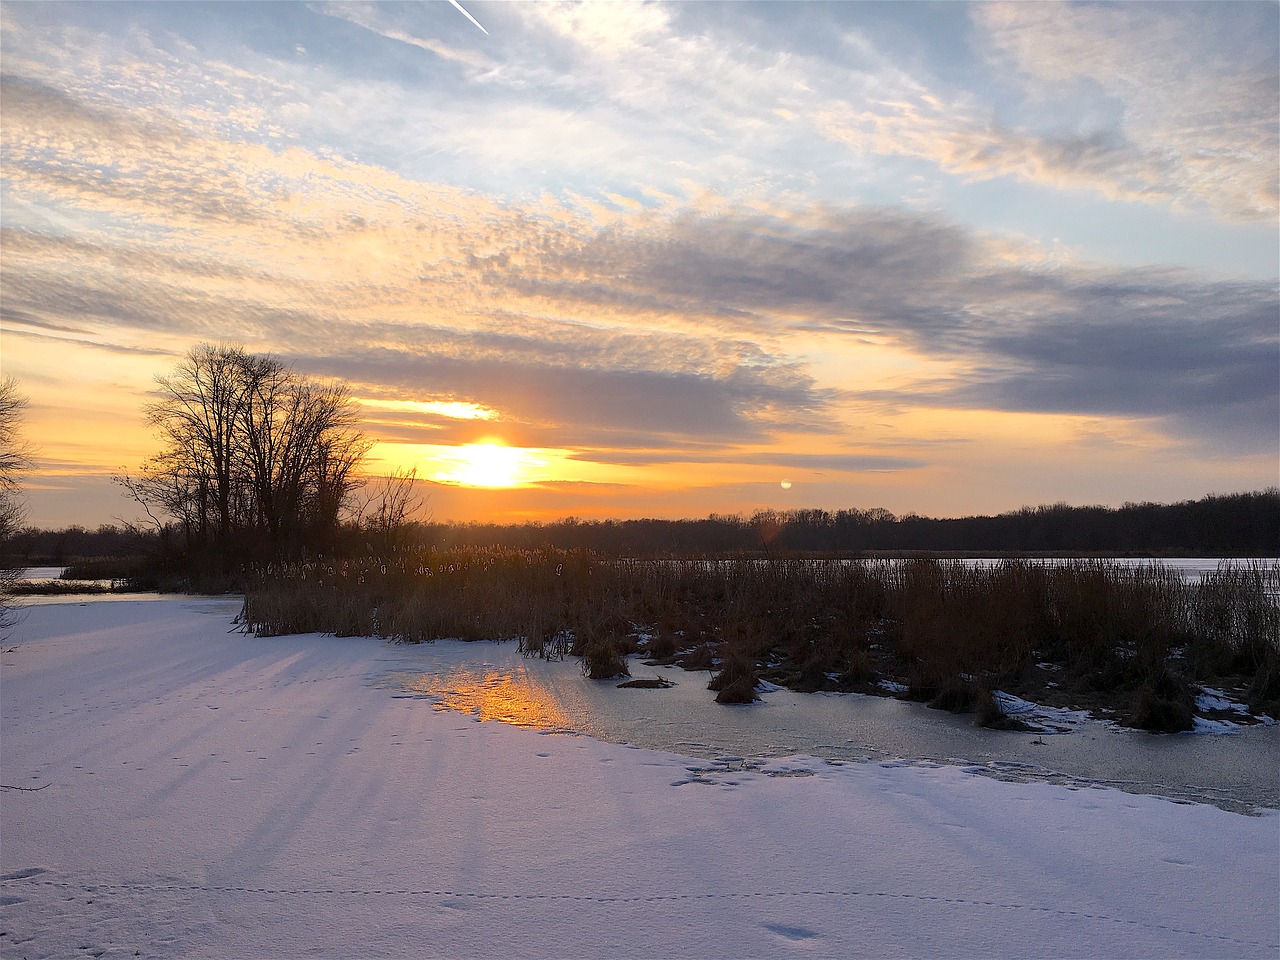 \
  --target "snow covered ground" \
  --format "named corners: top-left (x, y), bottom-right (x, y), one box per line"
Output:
top-left (2, 598), bottom-right (1277, 959)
